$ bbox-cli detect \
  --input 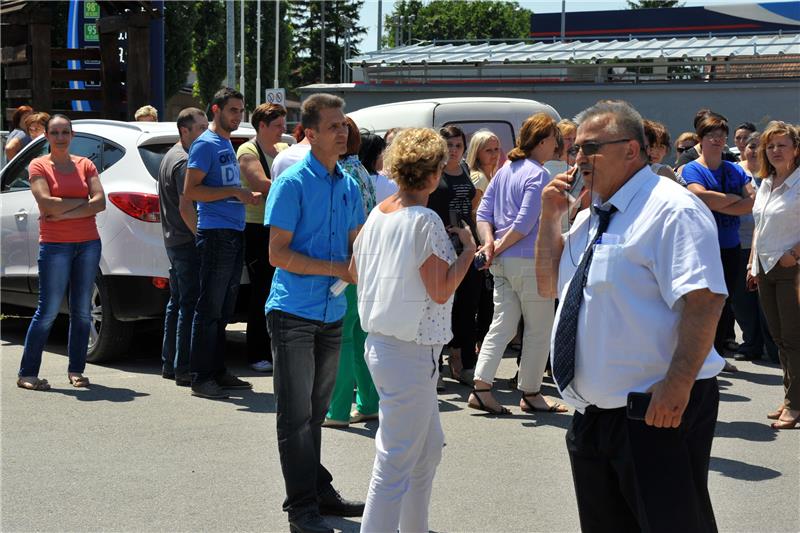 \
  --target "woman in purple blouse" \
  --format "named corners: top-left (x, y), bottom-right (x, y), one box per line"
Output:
top-left (468, 113), bottom-right (569, 415)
